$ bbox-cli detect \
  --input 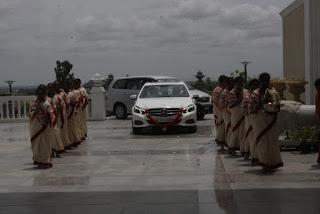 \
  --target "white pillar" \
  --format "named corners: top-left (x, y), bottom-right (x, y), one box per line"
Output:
top-left (305, 0), bottom-right (320, 104)
top-left (90, 73), bottom-right (106, 121)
